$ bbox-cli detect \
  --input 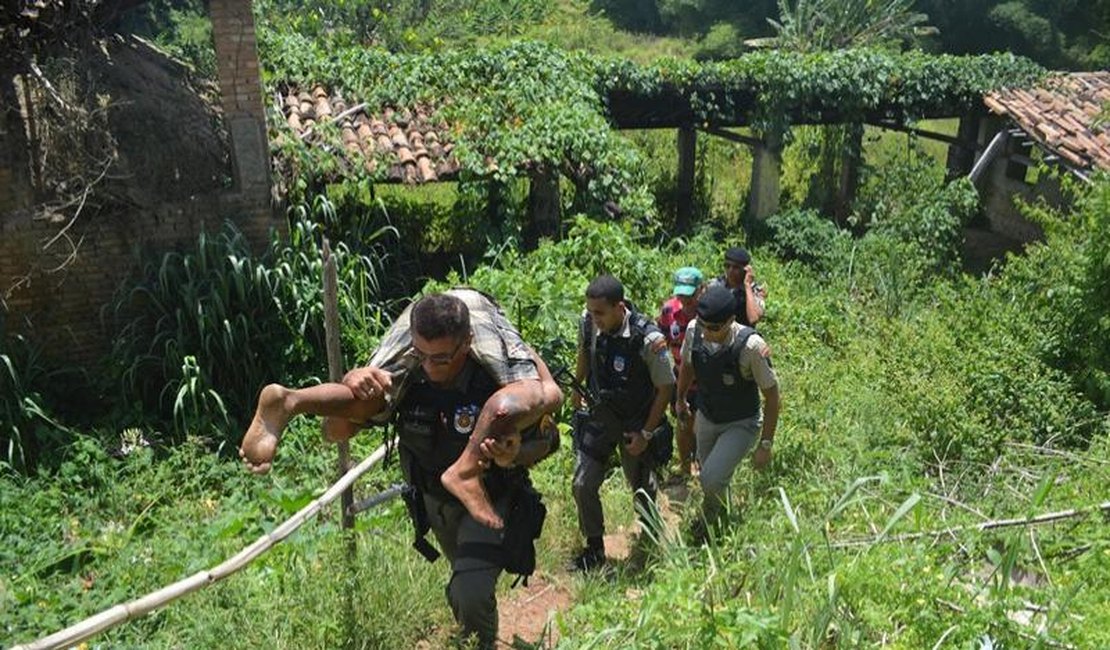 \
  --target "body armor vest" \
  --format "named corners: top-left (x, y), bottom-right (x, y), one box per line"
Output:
top-left (691, 324), bottom-right (761, 424)
top-left (583, 306), bottom-right (658, 431)
top-left (396, 360), bottom-right (512, 499)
